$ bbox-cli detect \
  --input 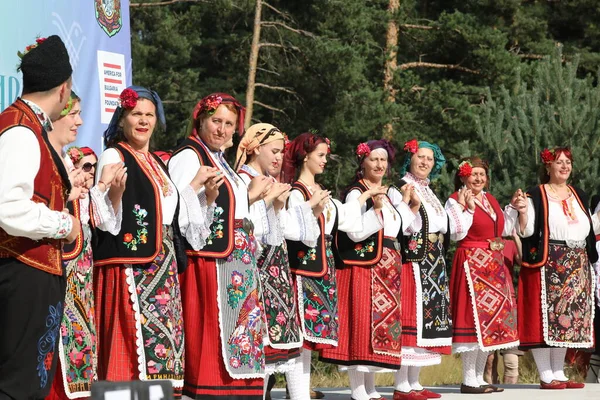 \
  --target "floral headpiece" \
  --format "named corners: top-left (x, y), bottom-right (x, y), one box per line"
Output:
top-left (325, 137), bottom-right (332, 154)
top-left (67, 146), bottom-right (84, 165)
top-left (540, 148), bottom-right (555, 164)
top-left (119, 88), bottom-right (139, 109)
top-left (356, 142), bottom-right (371, 158)
top-left (404, 139), bottom-right (419, 154)
top-left (457, 160), bottom-right (473, 177)
top-left (17, 37), bottom-right (47, 59)
top-left (198, 94), bottom-right (223, 116)
top-left (60, 96), bottom-right (75, 117)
